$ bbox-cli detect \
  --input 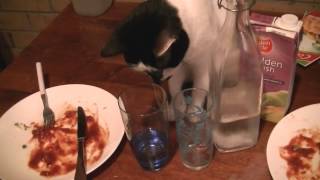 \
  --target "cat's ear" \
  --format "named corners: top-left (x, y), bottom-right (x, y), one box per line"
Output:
top-left (101, 33), bottom-right (123, 57)
top-left (153, 30), bottom-right (176, 57)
